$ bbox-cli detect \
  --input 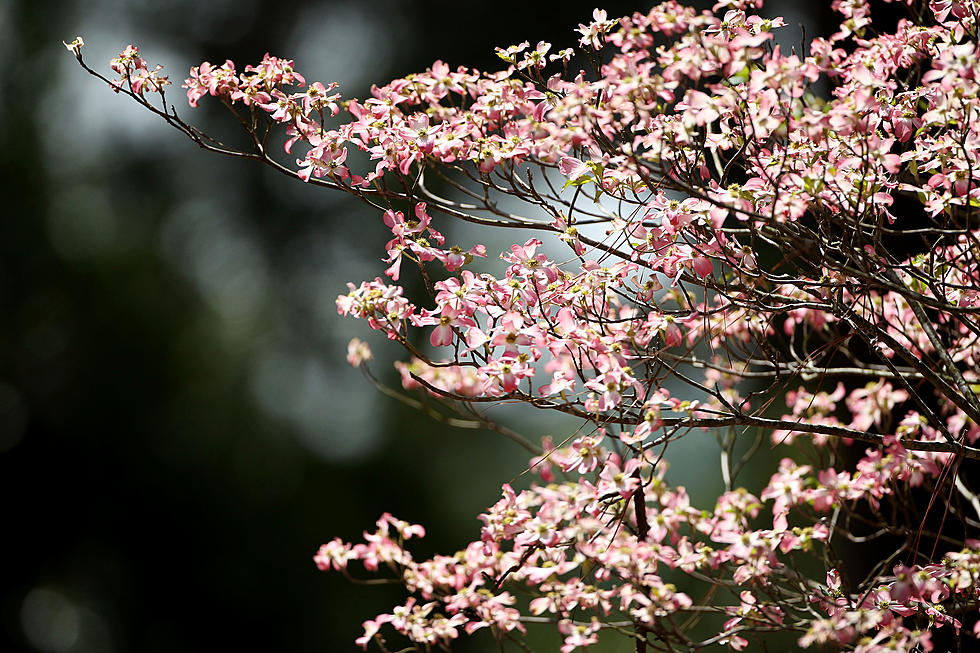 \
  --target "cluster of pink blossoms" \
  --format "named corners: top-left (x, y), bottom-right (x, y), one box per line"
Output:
top-left (101, 43), bottom-right (171, 95)
top-left (74, 0), bottom-right (980, 649)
